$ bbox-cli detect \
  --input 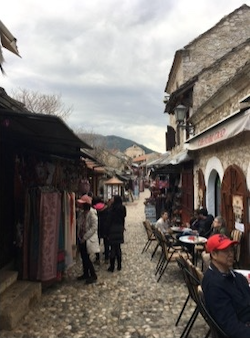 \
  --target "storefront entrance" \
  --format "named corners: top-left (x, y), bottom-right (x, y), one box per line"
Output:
top-left (221, 164), bottom-right (249, 267)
